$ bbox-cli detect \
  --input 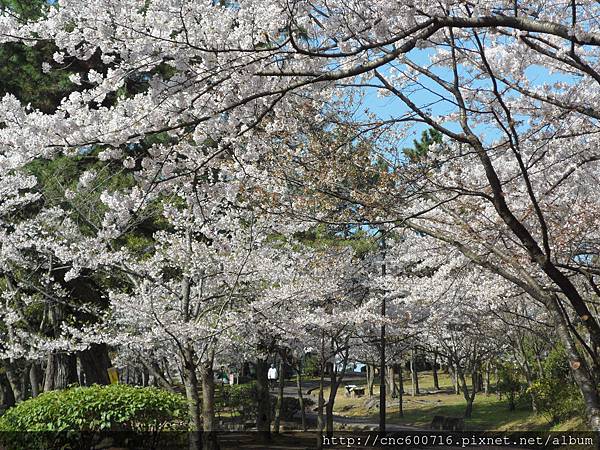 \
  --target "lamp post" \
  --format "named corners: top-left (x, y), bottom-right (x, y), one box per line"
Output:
top-left (379, 227), bottom-right (386, 433)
